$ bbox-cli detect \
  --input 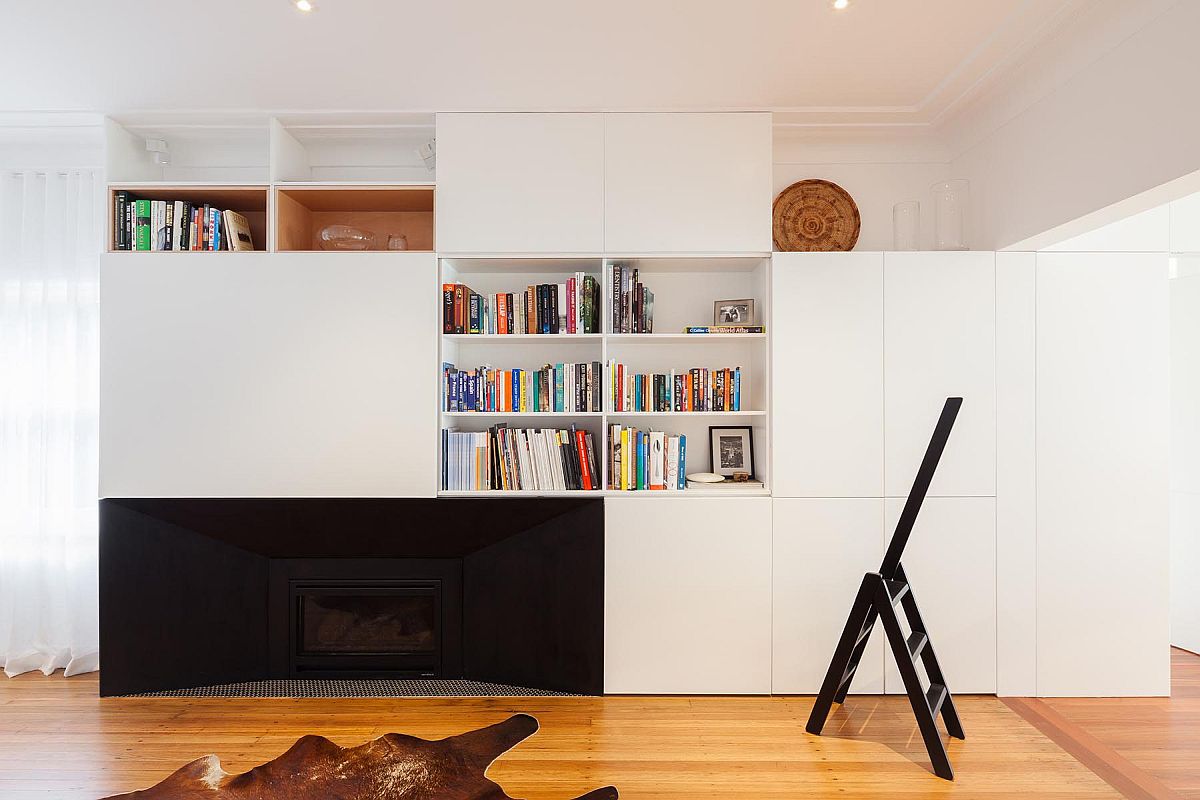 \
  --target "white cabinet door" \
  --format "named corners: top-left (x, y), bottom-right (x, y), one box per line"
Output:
top-left (773, 498), bottom-right (885, 694)
top-left (100, 252), bottom-right (438, 498)
top-left (435, 113), bottom-right (604, 253)
top-left (883, 497), bottom-right (997, 694)
top-left (1036, 252), bottom-right (1169, 696)
top-left (605, 497), bottom-right (772, 694)
top-left (603, 113), bottom-right (773, 253)
top-left (884, 252), bottom-right (995, 497)
top-left (772, 253), bottom-right (883, 497)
